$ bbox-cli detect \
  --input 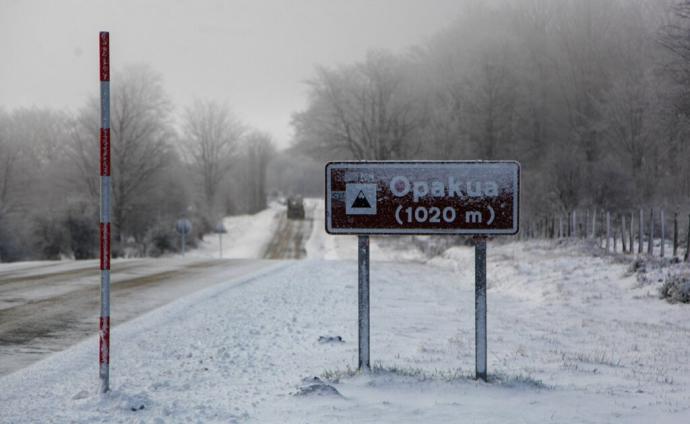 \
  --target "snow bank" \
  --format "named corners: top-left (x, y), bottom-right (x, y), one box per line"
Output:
top-left (305, 198), bottom-right (427, 262)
